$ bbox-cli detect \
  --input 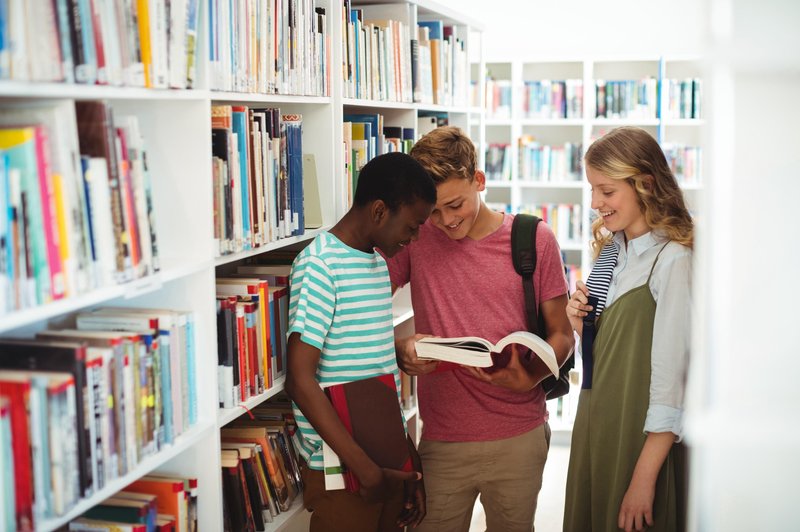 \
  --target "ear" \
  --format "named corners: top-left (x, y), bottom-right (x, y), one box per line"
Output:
top-left (474, 169), bottom-right (487, 192)
top-left (641, 174), bottom-right (655, 191)
top-left (371, 199), bottom-right (388, 225)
